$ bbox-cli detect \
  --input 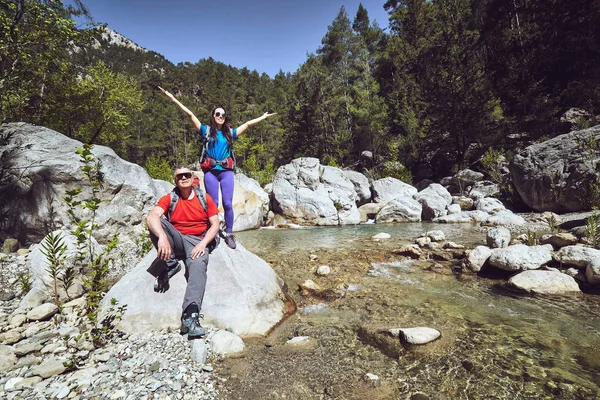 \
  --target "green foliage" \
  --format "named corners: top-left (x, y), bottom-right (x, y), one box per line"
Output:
top-left (56, 60), bottom-right (145, 148)
top-left (5, 0), bottom-right (600, 187)
top-left (480, 148), bottom-right (506, 185)
top-left (144, 155), bottom-right (174, 183)
top-left (84, 233), bottom-right (119, 347)
top-left (134, 227), bottom-right (154, 257)
top-left (544, 214), bottom-right (561, 234)
top-left (40, 231), bottom-right (68, 307)
top-left (376, 162), bottom-right (413, 184)
top-left (65, 144), bottom-right (123, 349)
top-left (587, 176), bottom-right (600, 209)
top-left (90, 297), bottom-right (127, 347)
top-left (525, 230), bottom-right (538, 246)
top-left (16, 272), bottom-right (33, 293)
top-left (0, 0), bottom-right (92, 124)
top-left (585, 211), bottom-right (600, 248)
